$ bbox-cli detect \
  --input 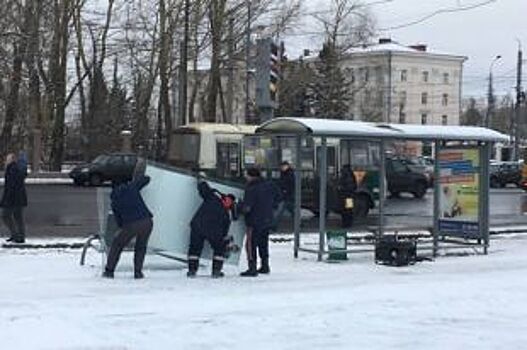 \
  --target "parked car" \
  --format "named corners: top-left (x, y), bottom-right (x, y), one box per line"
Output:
top-left (490, 161), bottom-right (521, 188)
top-left (69, 153), bottom-right (138, 186)
top-left (386, 157), bottom-right (430, 199)
top-left (393, 156), bottom-right (434, 187)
